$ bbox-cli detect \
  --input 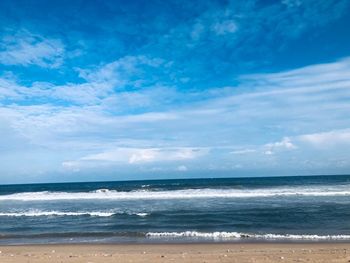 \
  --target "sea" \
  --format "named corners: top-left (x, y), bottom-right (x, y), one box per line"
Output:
top-left (0, 175), bottom-right (350, 245)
